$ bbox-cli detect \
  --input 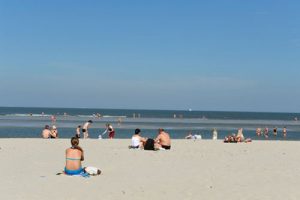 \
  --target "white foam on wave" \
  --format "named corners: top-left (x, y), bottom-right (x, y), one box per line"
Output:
top-left (102, 115), bottom-right (127, 118)
top-left (77, 115), bottom-right (95, 118)
top-left (6, 114), bottom-right (51, 117)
